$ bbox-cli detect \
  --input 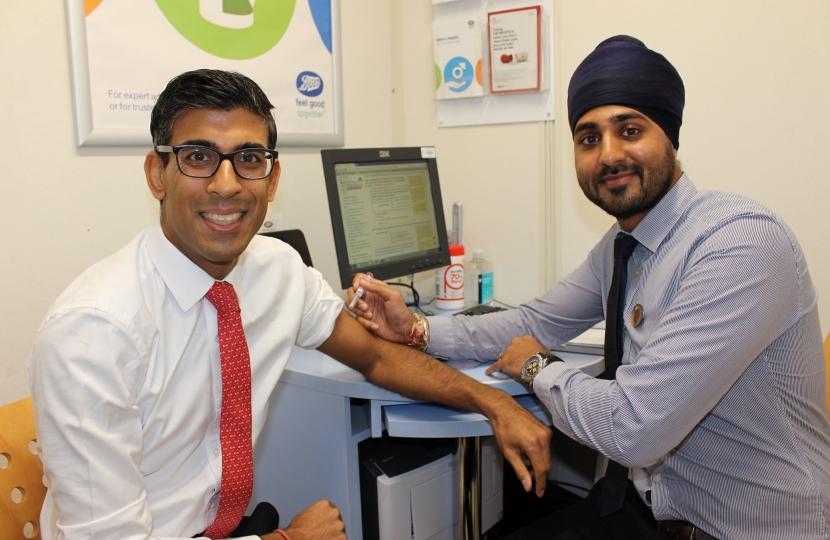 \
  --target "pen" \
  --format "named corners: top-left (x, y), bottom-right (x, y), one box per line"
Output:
top-left (348, 272), bottom-right (373, 310)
